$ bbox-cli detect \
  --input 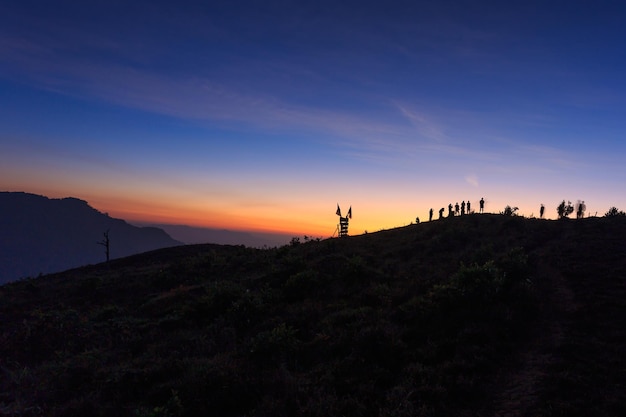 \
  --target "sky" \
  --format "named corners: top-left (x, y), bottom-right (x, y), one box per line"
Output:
top-left (1, 0), bottom-right (625, 237)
